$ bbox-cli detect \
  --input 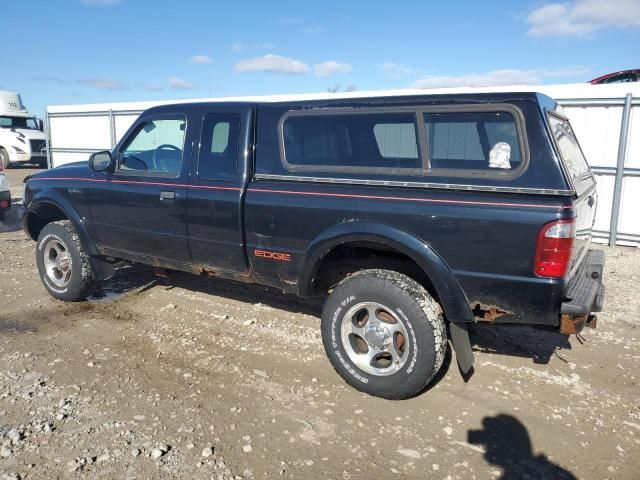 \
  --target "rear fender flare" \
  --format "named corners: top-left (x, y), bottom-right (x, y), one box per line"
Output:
top-left (298, 221), bottom-right (474, 323)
